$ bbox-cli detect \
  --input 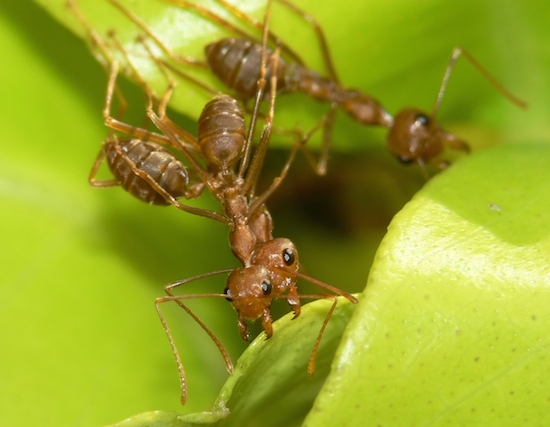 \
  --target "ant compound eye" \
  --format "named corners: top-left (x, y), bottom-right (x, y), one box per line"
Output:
top-left (223, 286), bottom-right (232, 302)
top-left (282, 248), bottom-right (295, 266)
top-left (414, 113), bottom-right (430, 127)
top-left (261, 280), bottom-right (272, 295)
